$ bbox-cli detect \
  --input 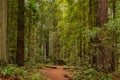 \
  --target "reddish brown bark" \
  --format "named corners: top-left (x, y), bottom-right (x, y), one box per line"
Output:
top-left (97, 0), bottom-right (108, 27)
top-left (96, 0), bottom-right (109, 72)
